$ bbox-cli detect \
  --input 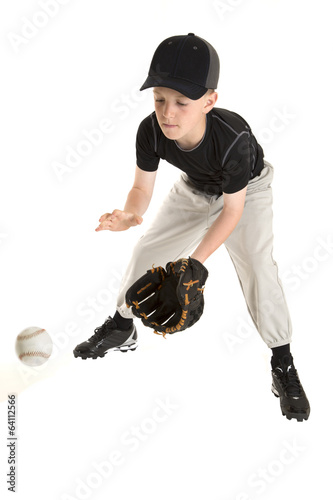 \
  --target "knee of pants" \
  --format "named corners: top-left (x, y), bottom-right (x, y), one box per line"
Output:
top-left (233, 251), bottom-right (278, 277)
top-left (250, 251), bottom-right (276, 268)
